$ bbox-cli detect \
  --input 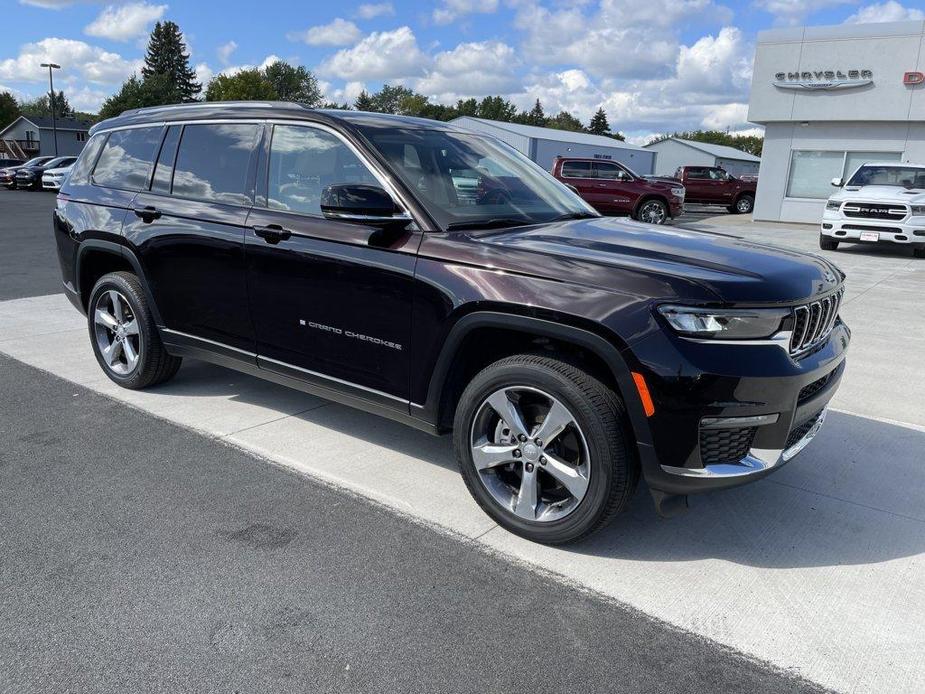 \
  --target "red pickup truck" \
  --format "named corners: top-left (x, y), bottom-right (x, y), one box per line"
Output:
top-left (551, 156), bottom-right (685, 225)
top-left (671, 166), bottom-right (756, 214)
